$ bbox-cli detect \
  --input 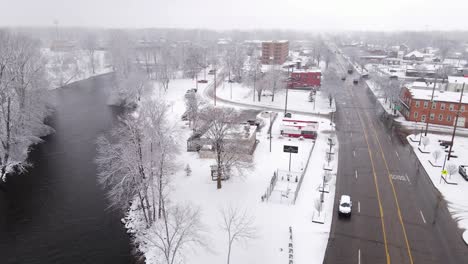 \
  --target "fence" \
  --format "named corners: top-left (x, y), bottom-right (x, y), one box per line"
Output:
top-left (292, 139), bottom-right (317, 204)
